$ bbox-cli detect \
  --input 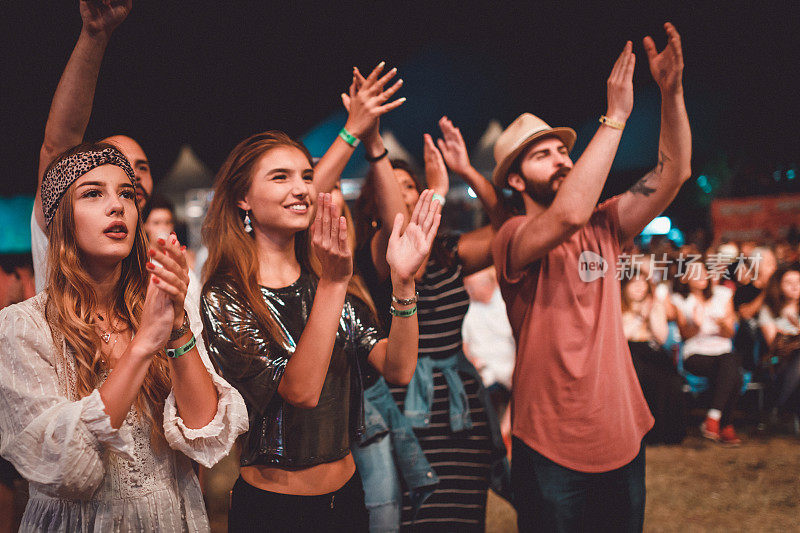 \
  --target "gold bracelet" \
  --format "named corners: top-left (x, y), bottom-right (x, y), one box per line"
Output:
top-left (599, 115), bottom-right (626, 130)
